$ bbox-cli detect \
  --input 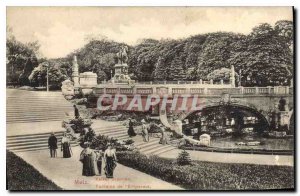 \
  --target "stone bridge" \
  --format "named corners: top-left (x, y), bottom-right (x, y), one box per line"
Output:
top-left (86, 84), bottom-right (293, 132)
